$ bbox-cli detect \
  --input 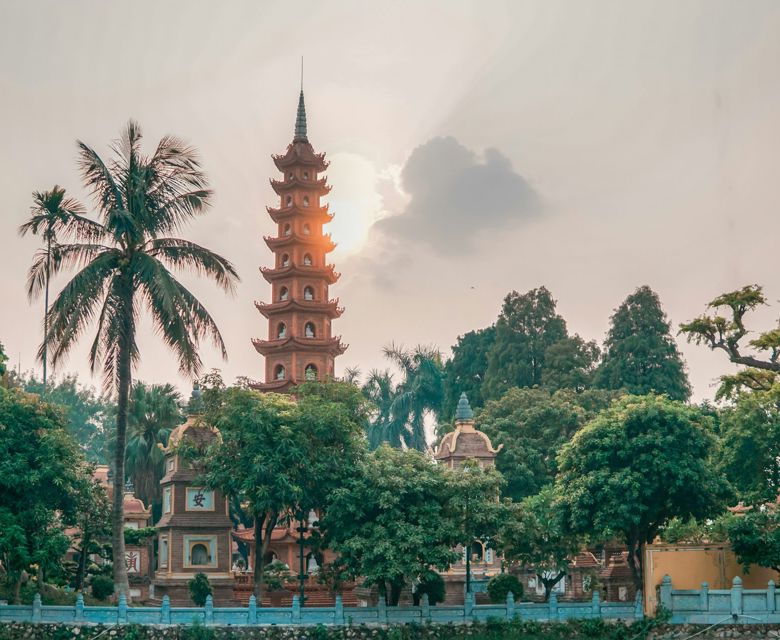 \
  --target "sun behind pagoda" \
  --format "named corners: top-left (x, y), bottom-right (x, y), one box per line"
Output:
top-left (251, 89), bottom-right (348, 392)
